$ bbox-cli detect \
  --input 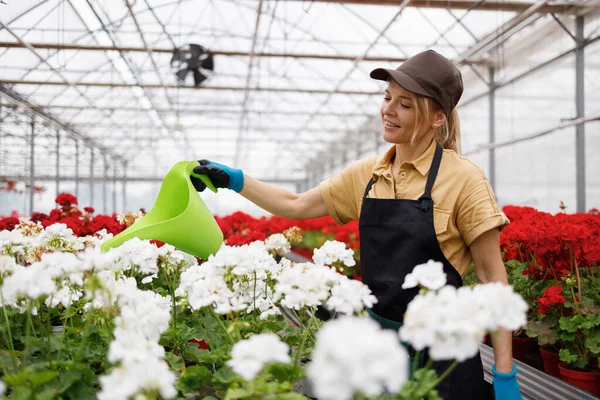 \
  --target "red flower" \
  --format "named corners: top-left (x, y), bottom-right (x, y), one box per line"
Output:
top-left (84, 207), bottom-right (95, 214)
top-left (0, 216), bottom-right (20, 231)
top-left (538, 286), bottom-right (566, 315)
top-left (55, 193), bottom-right (78, 206)
top-left (150, 240), bottom-right (165, 248)
top-left (30, 212), bottom-right (49, 223)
